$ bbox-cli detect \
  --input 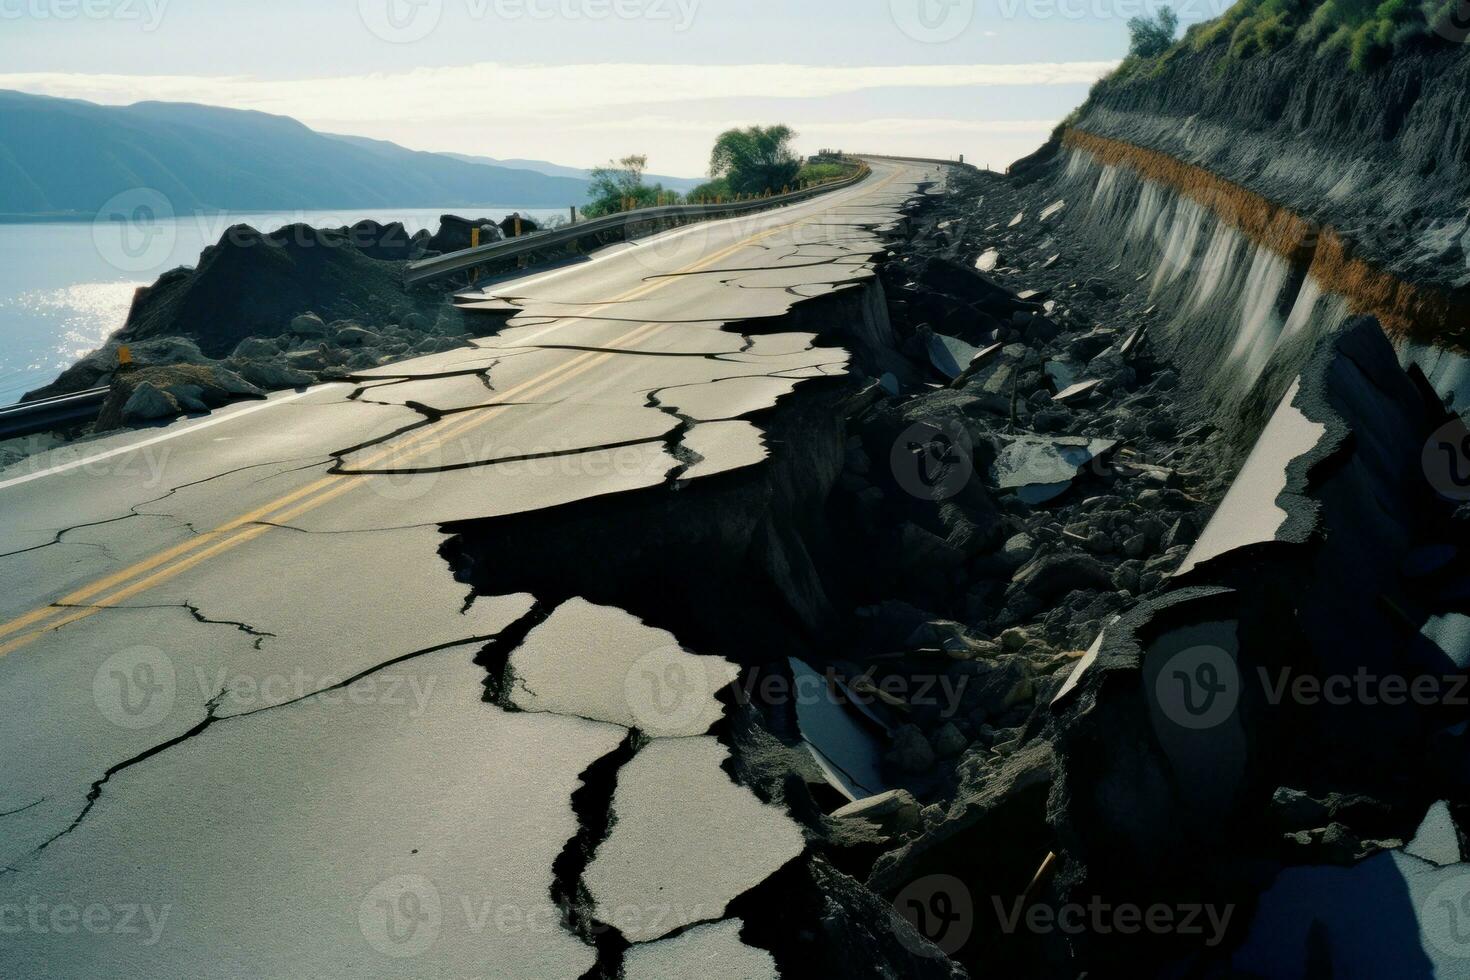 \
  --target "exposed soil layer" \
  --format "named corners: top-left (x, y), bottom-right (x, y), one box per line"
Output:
top-left (1056, 40), bottom-right (1470, 297)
